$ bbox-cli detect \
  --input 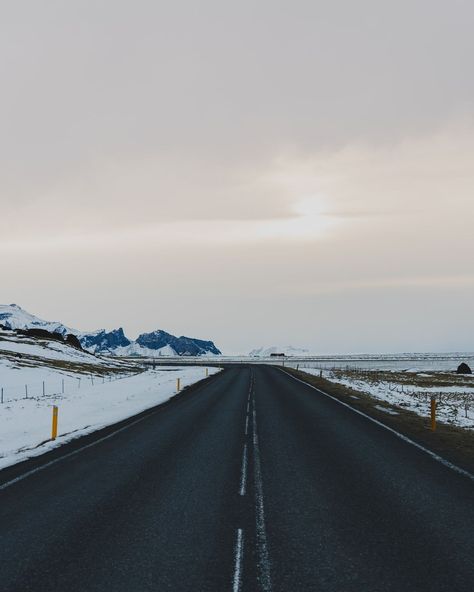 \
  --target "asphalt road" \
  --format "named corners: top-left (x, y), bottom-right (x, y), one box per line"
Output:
top-left (0, 365), bottom-right (473, 591)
